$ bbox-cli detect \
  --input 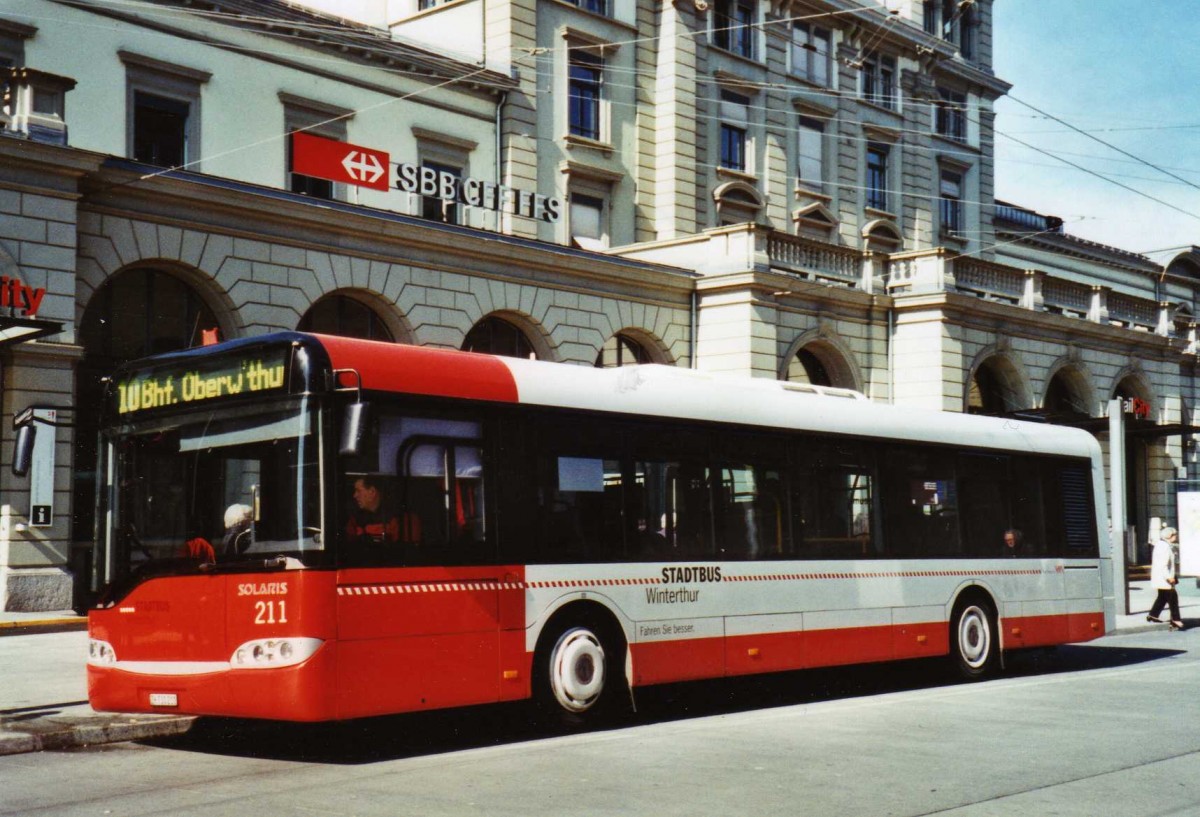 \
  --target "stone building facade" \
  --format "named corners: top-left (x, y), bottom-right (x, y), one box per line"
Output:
top-left (1, 0), bottom-right (1197, 609)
